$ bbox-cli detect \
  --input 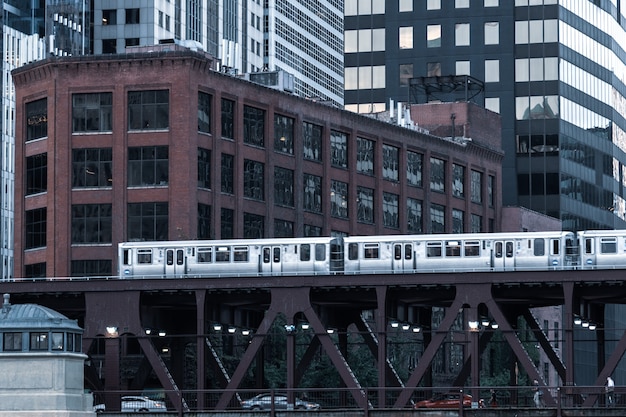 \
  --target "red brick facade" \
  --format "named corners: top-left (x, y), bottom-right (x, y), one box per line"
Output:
top-left (12, 50), bottom-right (503, 278)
